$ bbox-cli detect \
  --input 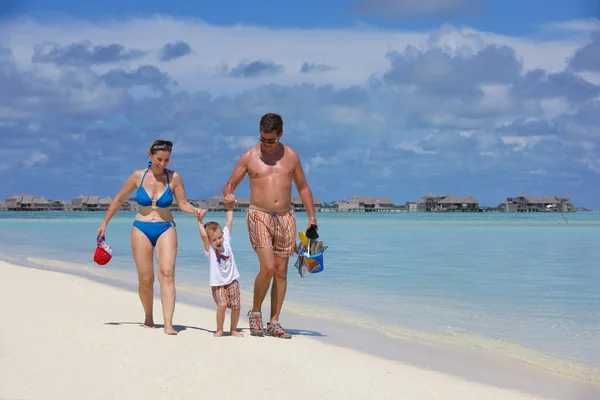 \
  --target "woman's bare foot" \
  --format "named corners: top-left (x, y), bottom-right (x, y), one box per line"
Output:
top-left (231, 331), bottom-right (244, 337)
top-left (164, 325), bottom-right (178, 335)
top-left (213, 330), bottom-right (224, 337)
top-left (143, 317), bottom-right (155, 328)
